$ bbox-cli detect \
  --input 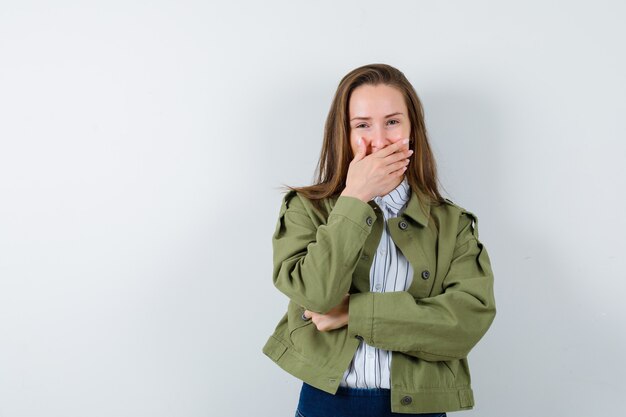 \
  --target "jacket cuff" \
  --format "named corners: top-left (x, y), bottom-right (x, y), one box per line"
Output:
top-left (347, 292), bottom-right (375, 342)
top-left (329, 196), bottom-right (376, 233)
